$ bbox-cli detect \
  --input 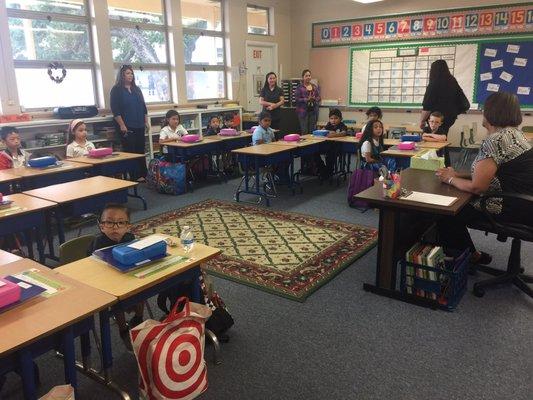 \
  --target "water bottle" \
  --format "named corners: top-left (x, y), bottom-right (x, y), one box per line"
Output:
top-left (180, 225), bottom-right (195, 252)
